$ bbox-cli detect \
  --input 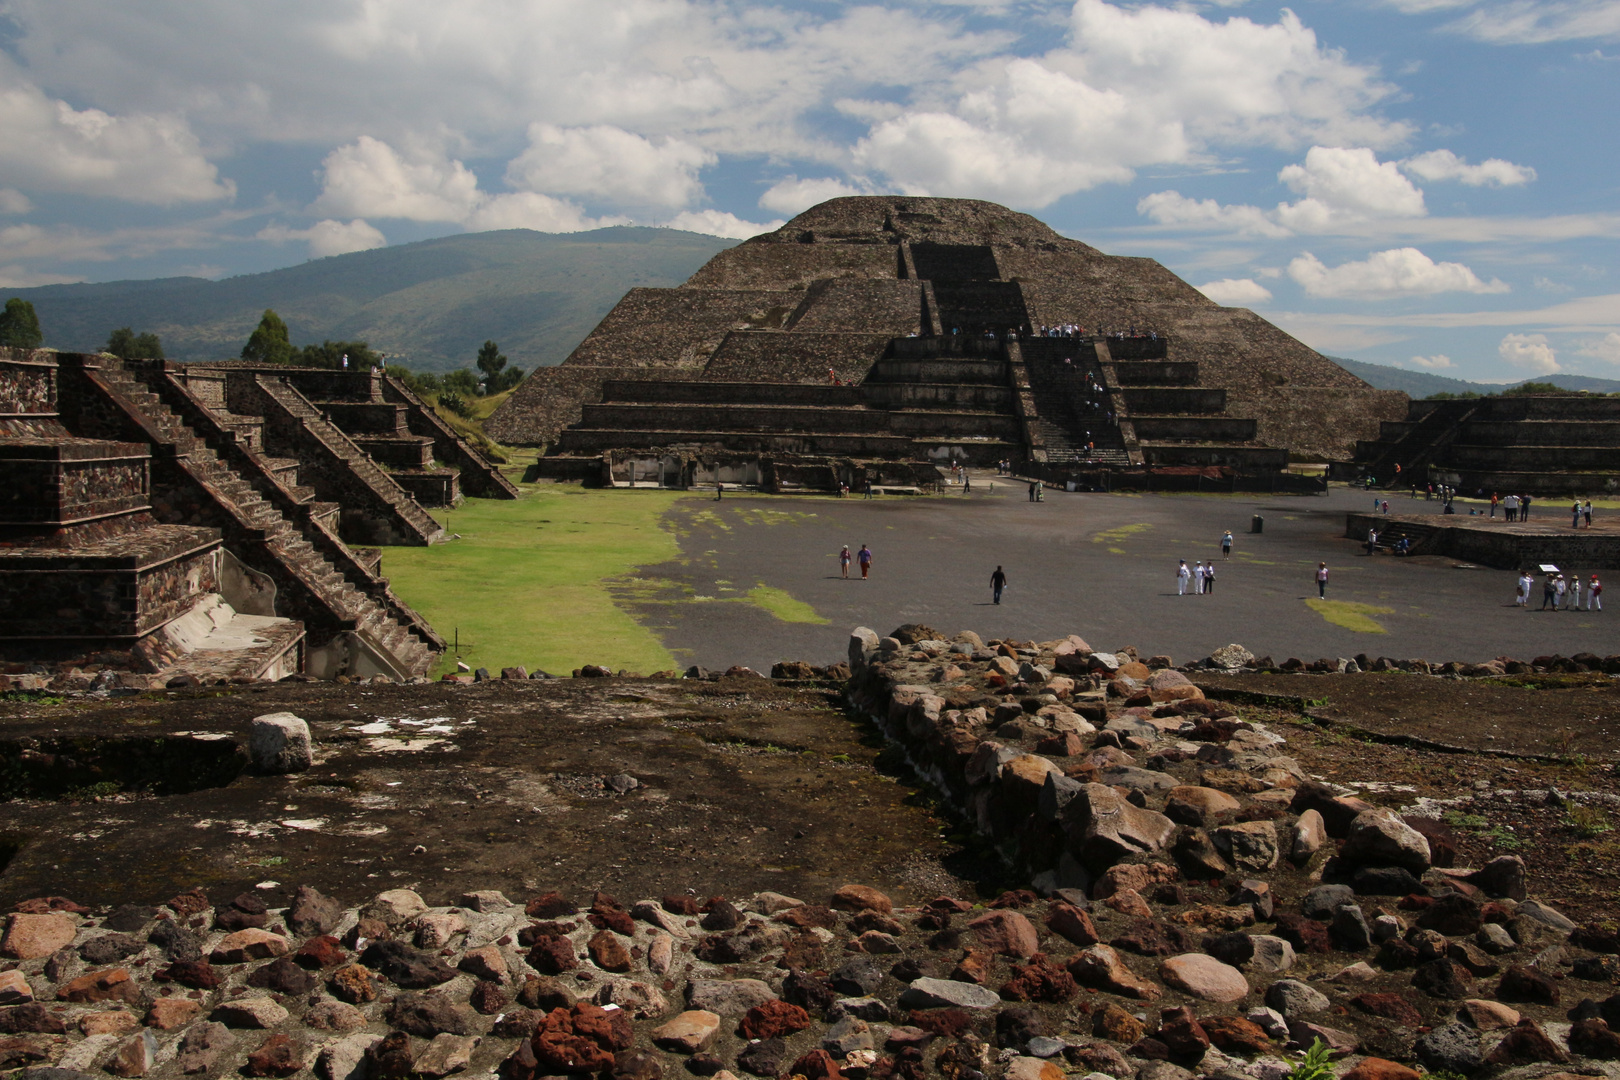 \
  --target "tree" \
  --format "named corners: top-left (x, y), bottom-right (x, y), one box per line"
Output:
top-left (474, 340), bottom-right (524, 393)
top-left (0, 298), bottom-right (43, 349)
top-left (442, 367), bottom-right (480, 396)
top-left (296, 339), bottom-right (383, 370)
top-left (104, 327), bottom-right (165, 360)
top-left (242, 309), bottom-right (293, 364)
